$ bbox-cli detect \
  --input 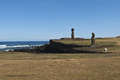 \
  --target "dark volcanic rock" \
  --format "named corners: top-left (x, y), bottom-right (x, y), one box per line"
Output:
top-left (14, 40), bottom-right (105, 53)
